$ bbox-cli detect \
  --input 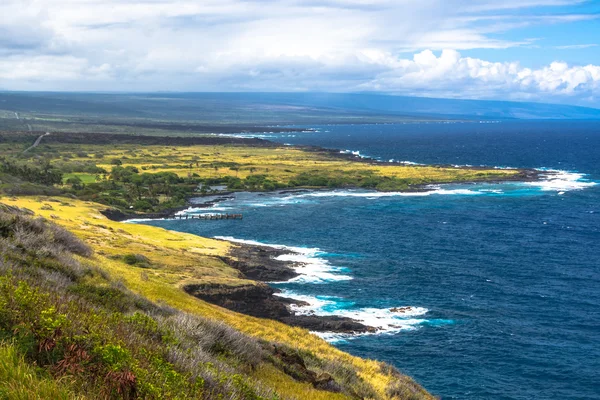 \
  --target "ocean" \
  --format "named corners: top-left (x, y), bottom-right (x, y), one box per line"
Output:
top-left (135, 121), bottom-right (600, 399)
